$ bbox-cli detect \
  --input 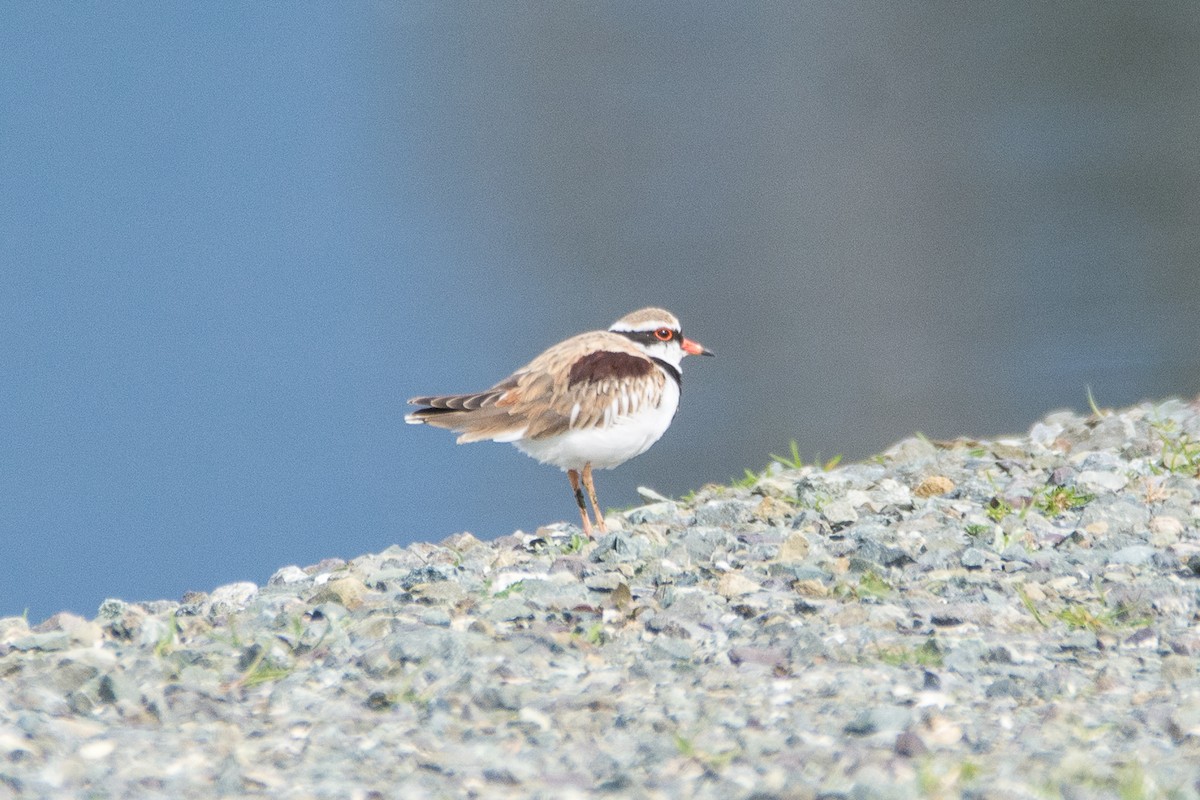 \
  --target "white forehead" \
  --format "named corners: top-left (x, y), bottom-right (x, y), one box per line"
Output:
top-left (608, 307), bottom-right (681, 332)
